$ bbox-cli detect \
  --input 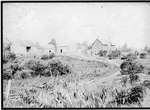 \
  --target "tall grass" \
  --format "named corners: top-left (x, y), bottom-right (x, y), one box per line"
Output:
top-left (3, 55), bottom-right (149, 108)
